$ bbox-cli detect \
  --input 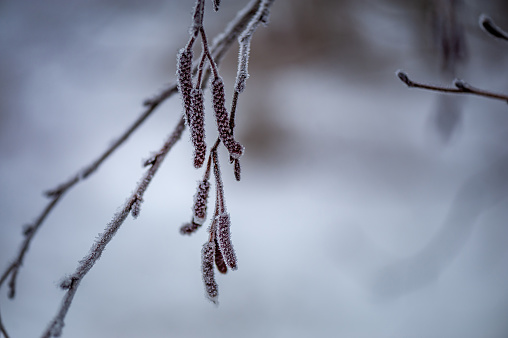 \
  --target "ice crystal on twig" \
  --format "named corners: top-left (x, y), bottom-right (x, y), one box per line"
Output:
top-left (235, 0), bottom-right (275, 93)
top-left (201, 241), bottom-right (219, 304)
